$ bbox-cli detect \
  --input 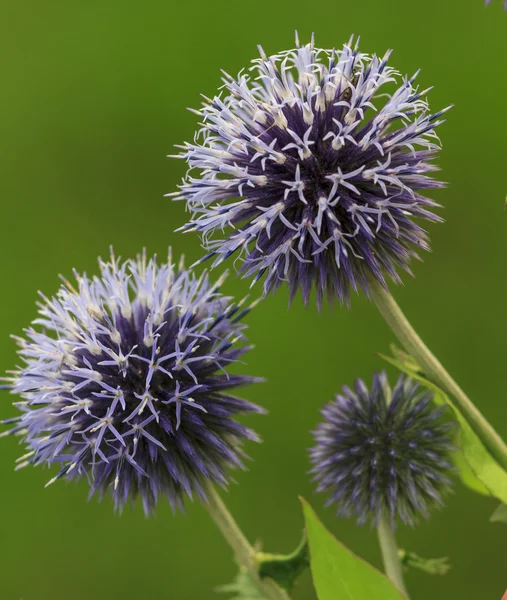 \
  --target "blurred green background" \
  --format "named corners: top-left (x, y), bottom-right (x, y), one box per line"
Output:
top-left (0, 0), bottom-right (506, 598)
